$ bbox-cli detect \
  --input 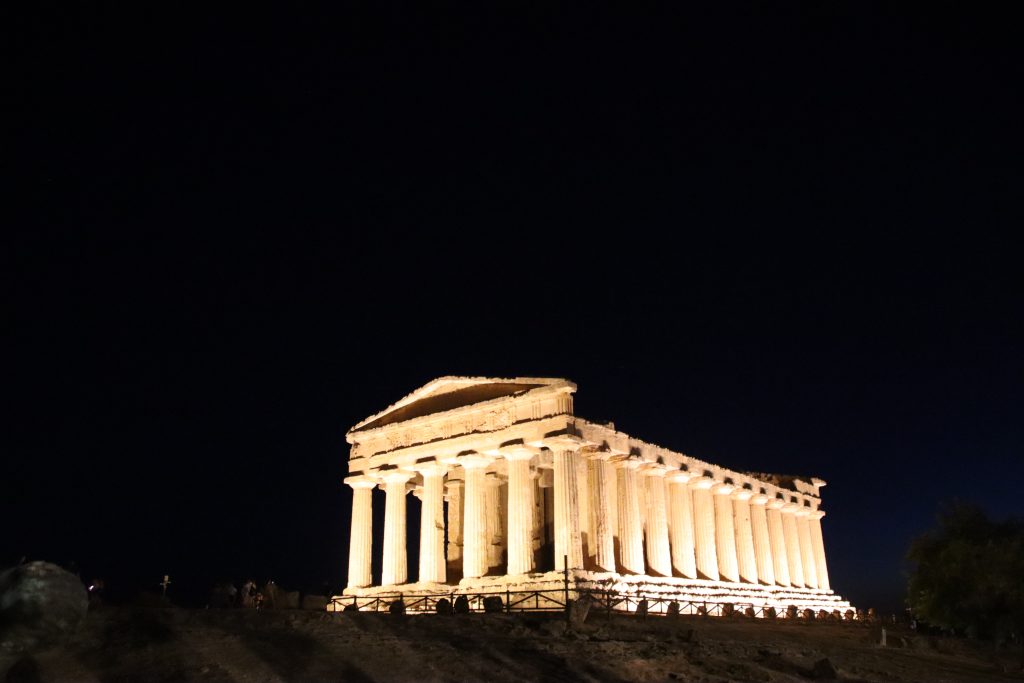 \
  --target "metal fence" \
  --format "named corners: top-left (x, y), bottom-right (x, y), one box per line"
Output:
top-left (329, 586), bottom-right (822, 619)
